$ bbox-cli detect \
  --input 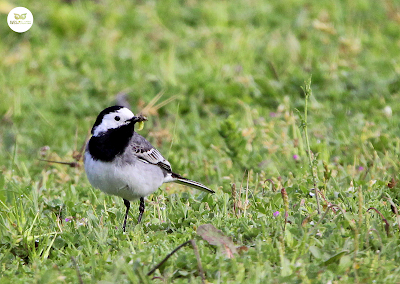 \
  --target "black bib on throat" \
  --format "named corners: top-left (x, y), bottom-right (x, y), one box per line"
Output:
top-left (88, 123), bottom-right (134, 162)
